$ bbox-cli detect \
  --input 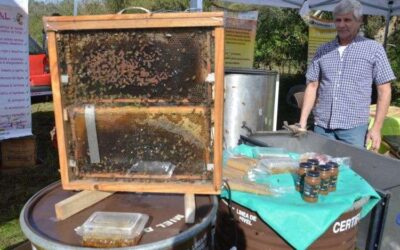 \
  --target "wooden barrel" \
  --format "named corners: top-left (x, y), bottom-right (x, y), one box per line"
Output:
top-left (20, 182), bottom-right (217, 250)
